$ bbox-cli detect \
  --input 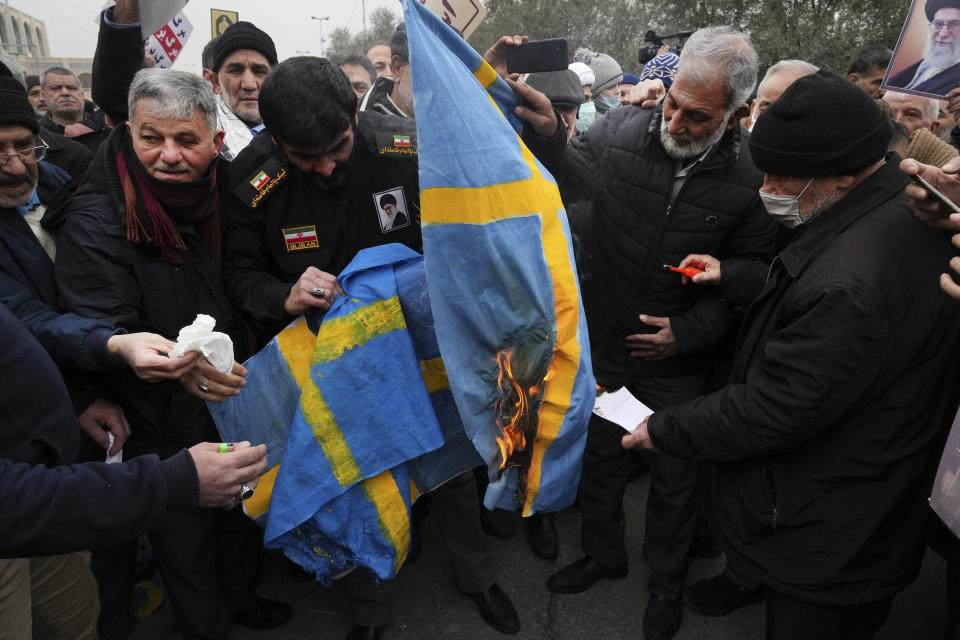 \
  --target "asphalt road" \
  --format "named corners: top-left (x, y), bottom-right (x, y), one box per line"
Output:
top-left (132, 474), bottom-right (951, 639)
